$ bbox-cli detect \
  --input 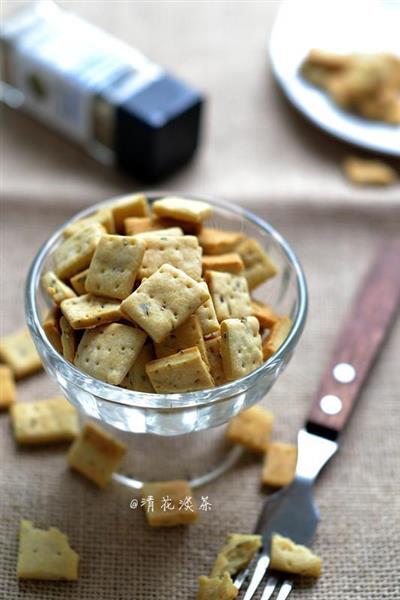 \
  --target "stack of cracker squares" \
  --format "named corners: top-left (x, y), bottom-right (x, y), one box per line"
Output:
top-left (40, 193), bottom-right (292, 394)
